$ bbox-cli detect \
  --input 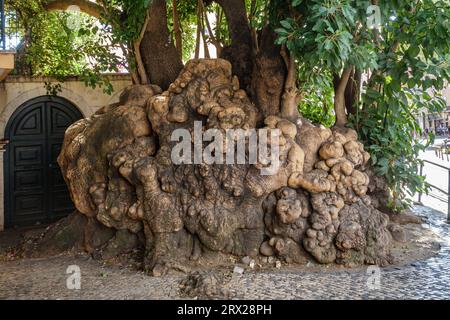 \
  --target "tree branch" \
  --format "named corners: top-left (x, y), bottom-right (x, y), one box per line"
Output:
top-left (44, 0), bottom-right (106, 19)
top-left (199, 1), bottom-right (210, 58)
top-left (202, 1), bottom-right (222, 56)
top-left (133, 13), bottom-right (150, 84)
top-left (195, 0), bottom-right (202, 59)
top-left (214, 0), bottom-right (253, 91)
top-left (249, 0), bottom-right (258, 55)
top-left (334, 66), bottom-right (354, 127)
top-left (215, 6), bottom-right (223, 44)
top-left (344, 68), bottom-right (361, 116)
top-left (280, 45), bottom-right (300, 121)
top-left (172, 0), bottom-right (183, 59)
